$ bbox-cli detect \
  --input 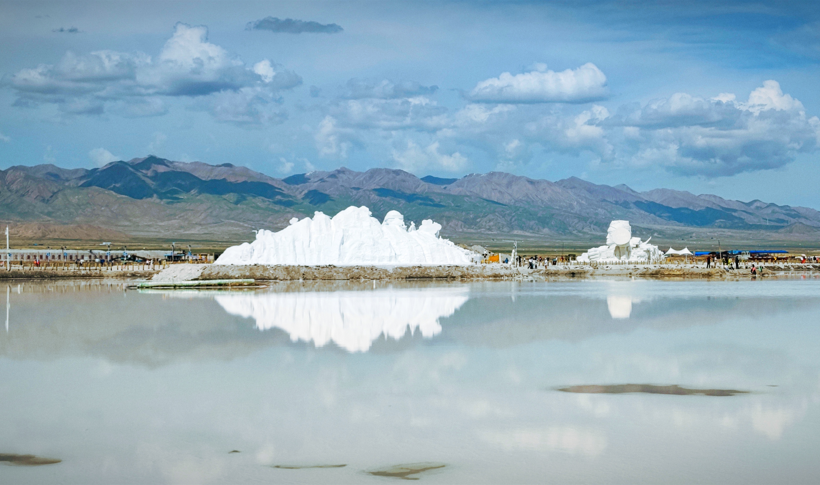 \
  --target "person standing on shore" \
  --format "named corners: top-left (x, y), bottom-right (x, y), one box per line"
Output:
top-left (735, 255), bottom-right (739, 270)
top-left (707, 255), bottom-right (711, 268)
